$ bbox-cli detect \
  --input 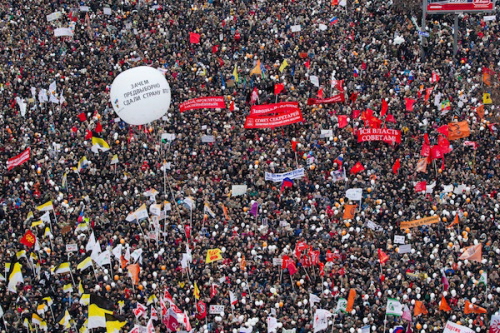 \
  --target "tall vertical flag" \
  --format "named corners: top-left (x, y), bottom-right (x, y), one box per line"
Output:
top-left (386, 298), bottom-right (403, 316)
top-left (7, 261), bottom-right (23, 293)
